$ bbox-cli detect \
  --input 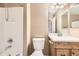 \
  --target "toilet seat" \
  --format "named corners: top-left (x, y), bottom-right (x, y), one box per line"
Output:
top-left (31, 50), bottom-right (44, 56)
